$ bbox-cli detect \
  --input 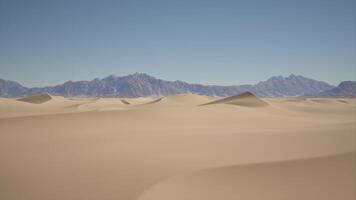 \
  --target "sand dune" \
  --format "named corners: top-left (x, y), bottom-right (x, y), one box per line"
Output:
top-left (139, 153), bottom-right (356, 200)
top-left (77, 97), bottom-right (157, 111)
top-left (17, 93), bottom-right (52, 104)
top-left (77, 98), bottom-right (127, 111)
top-left (0, 95), bottom-right (93, 118)
top-left (0, 93), bottom-right (355, 200)
top-left (202, 91), bottom-right (268, 107)
top-left (157, 93), bottom-right (217, 106)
